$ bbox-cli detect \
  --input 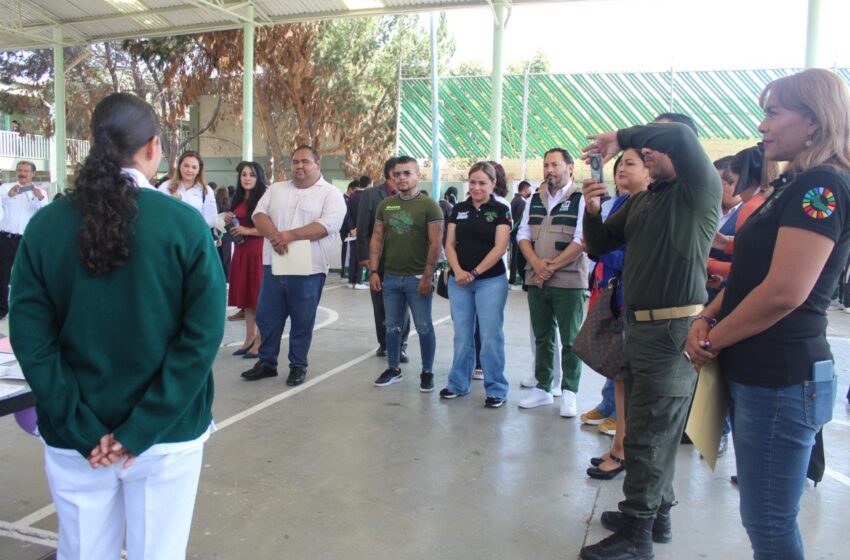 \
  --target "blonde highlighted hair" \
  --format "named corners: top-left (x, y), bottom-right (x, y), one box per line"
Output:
top-left (760, 68), bottom-right (850, 175)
